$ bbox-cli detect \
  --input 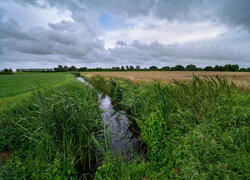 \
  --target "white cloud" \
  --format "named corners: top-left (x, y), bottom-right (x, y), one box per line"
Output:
top-left (101, 16), bottom-right (227, 48)
top-left (0, 0), bottom-right (72, 30)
